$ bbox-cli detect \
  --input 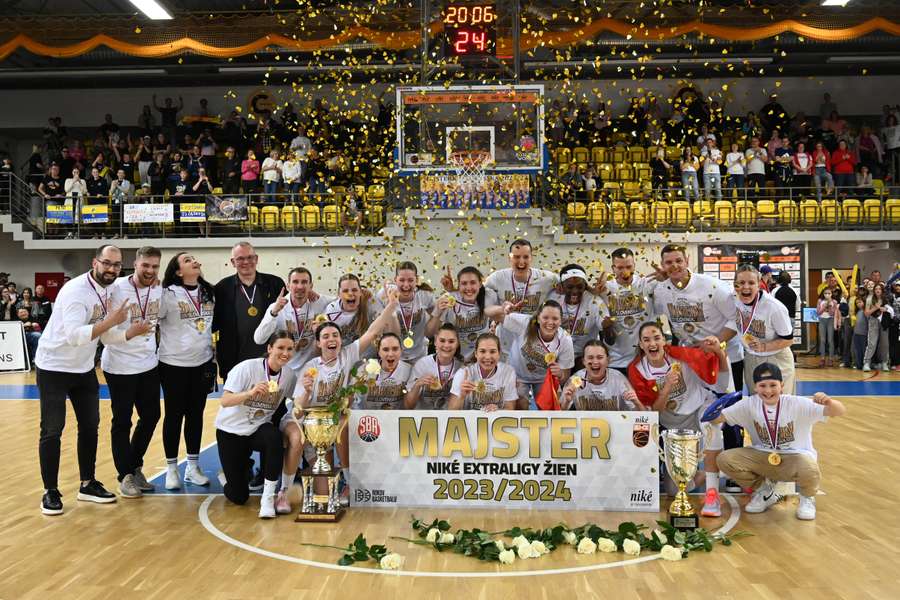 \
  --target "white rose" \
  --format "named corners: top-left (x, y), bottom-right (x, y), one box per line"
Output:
top-left (439, 532), bottom-right (455, 544)
top-left (511, 535), bottom-right (530, 549)
top-left (660, 544), bottom-right (683, 562)
top-left (596, 537), bottom-right (617, 553)
top-left (494, 539), bottom-right (505, 551)
top-left (517, 543), bottom-right (536, 559)
top-left (498, 549), bottom-right (516, 565)
top-left (425, 528), bottom-right (439, 543)
top-left (365, 358), bottom-right (381, 376)
top-left (623, 539), bottom-right (641, 556)
top-left (653, 530), bottom-right (667, 545)
top-left (562, 531), bottom-right (577, 545)
top-left (530, 540), bottom-right (549, 556)
top-left (379, 553), bottom-right (403, 570)
top-left (576, 537), bottom-right (597, 554)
